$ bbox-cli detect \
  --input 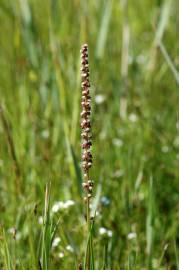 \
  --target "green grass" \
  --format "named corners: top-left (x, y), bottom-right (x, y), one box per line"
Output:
top-left (0, 0), bottom-right (179, 269)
